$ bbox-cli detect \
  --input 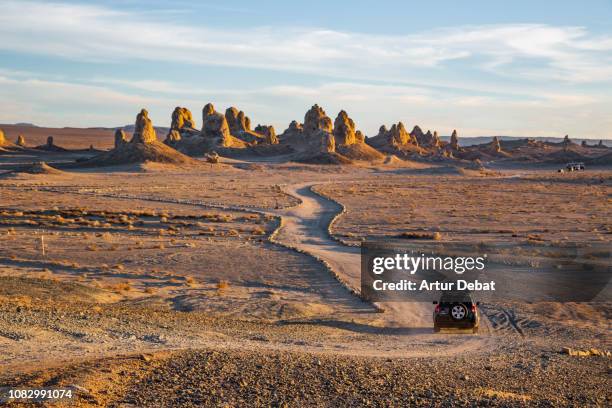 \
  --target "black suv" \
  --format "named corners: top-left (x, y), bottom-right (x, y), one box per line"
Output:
top-left (433, 291), bottom-right (480, 333)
